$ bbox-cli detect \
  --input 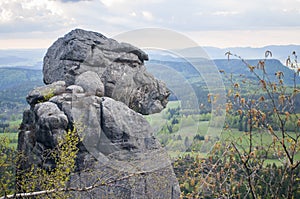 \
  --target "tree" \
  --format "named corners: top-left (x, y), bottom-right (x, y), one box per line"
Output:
top-left (0, 123), bottom-right (9, 133)
top-left (174, 51), bottom-right (300, 198)
top-left (0, 137), bottom-right (16, 197)
top-left (222, 50), bottom-right (300, 198)
top-left (1, 128), bottom-right (79, 199)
